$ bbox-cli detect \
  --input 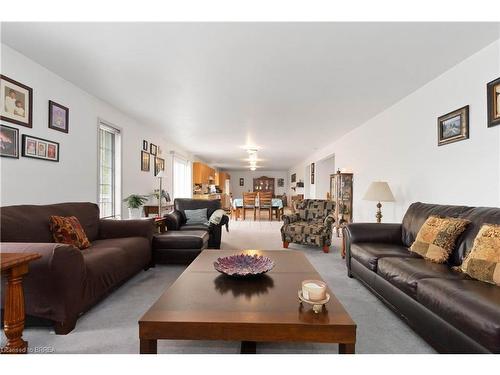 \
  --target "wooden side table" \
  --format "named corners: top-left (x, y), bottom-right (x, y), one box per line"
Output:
top-left (1, 252), bottom-right (41, 354)
top-left (143, 204), bottom-right (174, 218)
